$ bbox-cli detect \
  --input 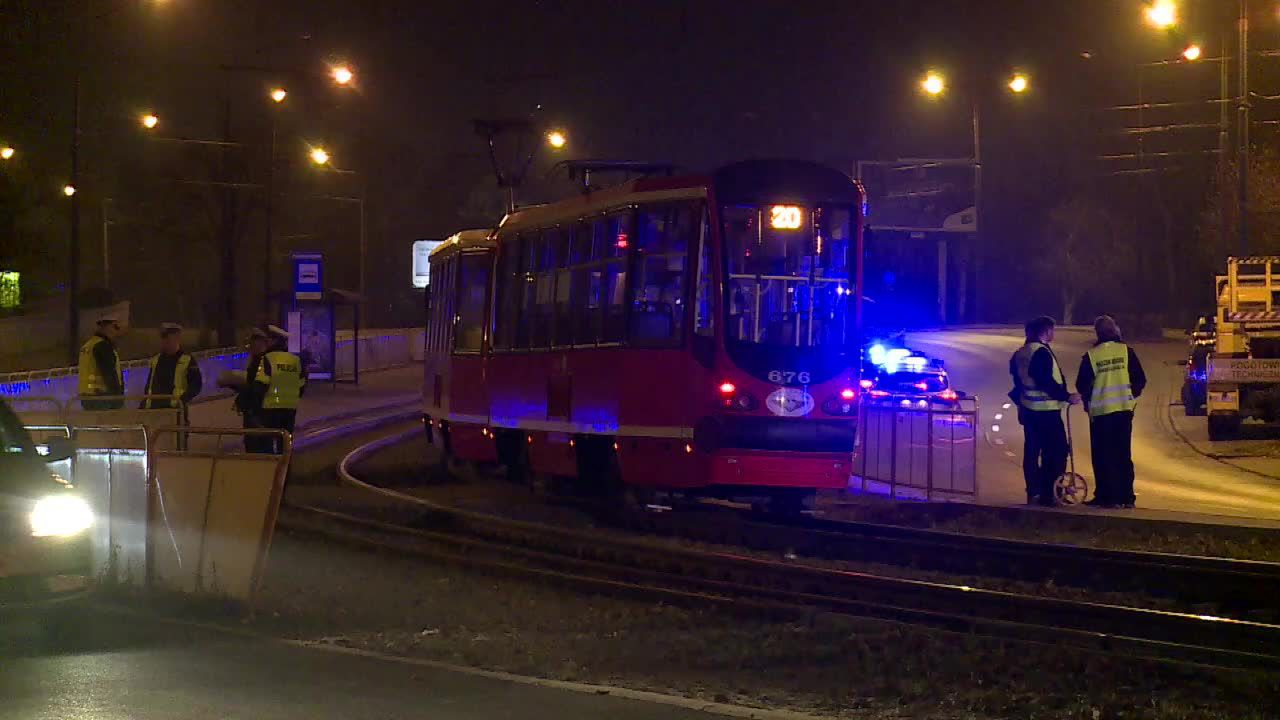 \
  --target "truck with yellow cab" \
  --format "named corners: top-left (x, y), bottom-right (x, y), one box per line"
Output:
top-left (1204, 256), bottom-right (1280, 440)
